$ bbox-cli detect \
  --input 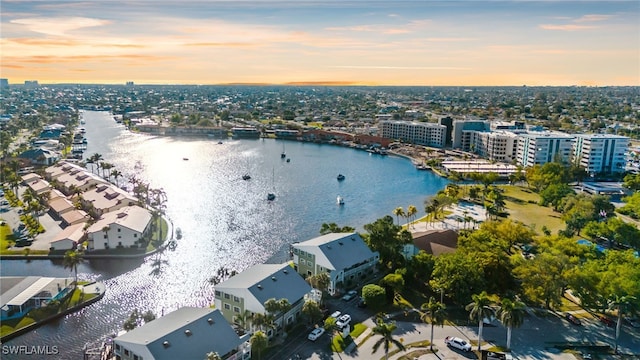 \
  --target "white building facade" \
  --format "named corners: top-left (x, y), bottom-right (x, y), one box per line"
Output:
top-left (380, 120), bottom-right (446, 147)
top-left (516, 132), bottom-right (575, 167)
top-left (573, 134), bottom-right (629, 175)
